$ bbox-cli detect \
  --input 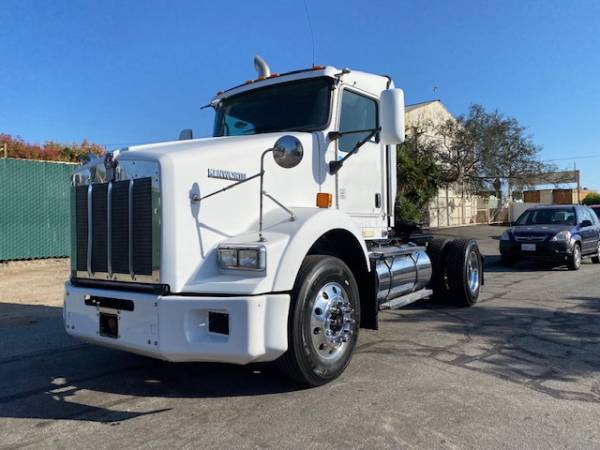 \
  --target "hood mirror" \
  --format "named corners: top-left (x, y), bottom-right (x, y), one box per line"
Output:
top-left (272, 135), bottom-right (303, 169)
